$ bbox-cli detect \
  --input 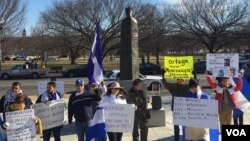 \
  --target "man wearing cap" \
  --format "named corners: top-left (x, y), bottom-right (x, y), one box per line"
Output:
top-left (185, 79), bottom-right (209, 141)
top-left (68, 79), bottom-right (102, 141)
top-left (36, 81), bottom-right (63, 141)
top-left (161, 69), bottom-right (189, 141)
